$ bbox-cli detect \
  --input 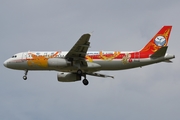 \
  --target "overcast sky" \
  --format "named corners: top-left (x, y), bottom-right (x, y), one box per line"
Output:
top-left (0, 0), bottom-right (180, 120)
